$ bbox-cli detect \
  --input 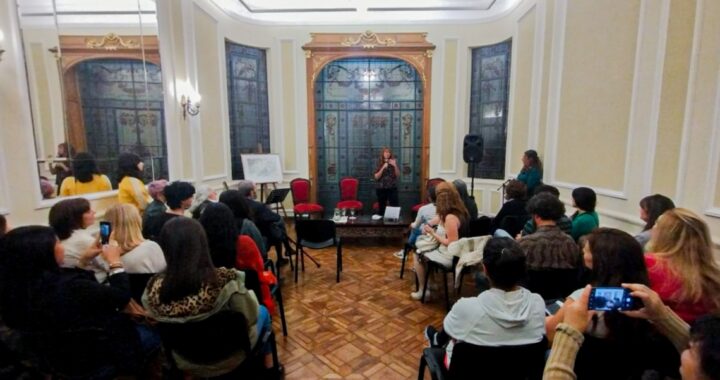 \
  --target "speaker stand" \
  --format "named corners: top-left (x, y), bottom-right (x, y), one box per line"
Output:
top-left (469, 161), bottom-right (476, 200)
